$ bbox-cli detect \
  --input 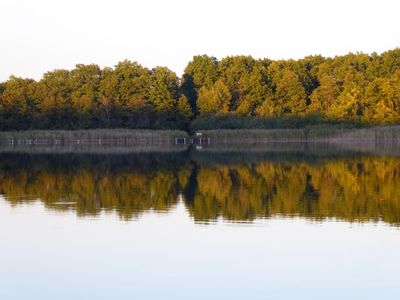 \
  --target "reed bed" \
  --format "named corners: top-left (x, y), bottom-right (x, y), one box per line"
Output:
top-left (321, 126), bottom-right (400, 143)
top-left (200, 129), bottom-right (307, 144)
top-left (197, 141), bottom-right (400, 157)
top-left (0, 129), bottom-right (188, 147)
top-left (200, 126), bottom-right (400, 144)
